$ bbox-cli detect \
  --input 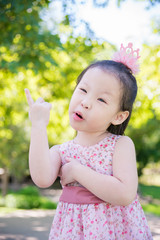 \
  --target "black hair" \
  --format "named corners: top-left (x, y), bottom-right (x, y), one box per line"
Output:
top-left (76, 60), bottom-right (138, 135)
